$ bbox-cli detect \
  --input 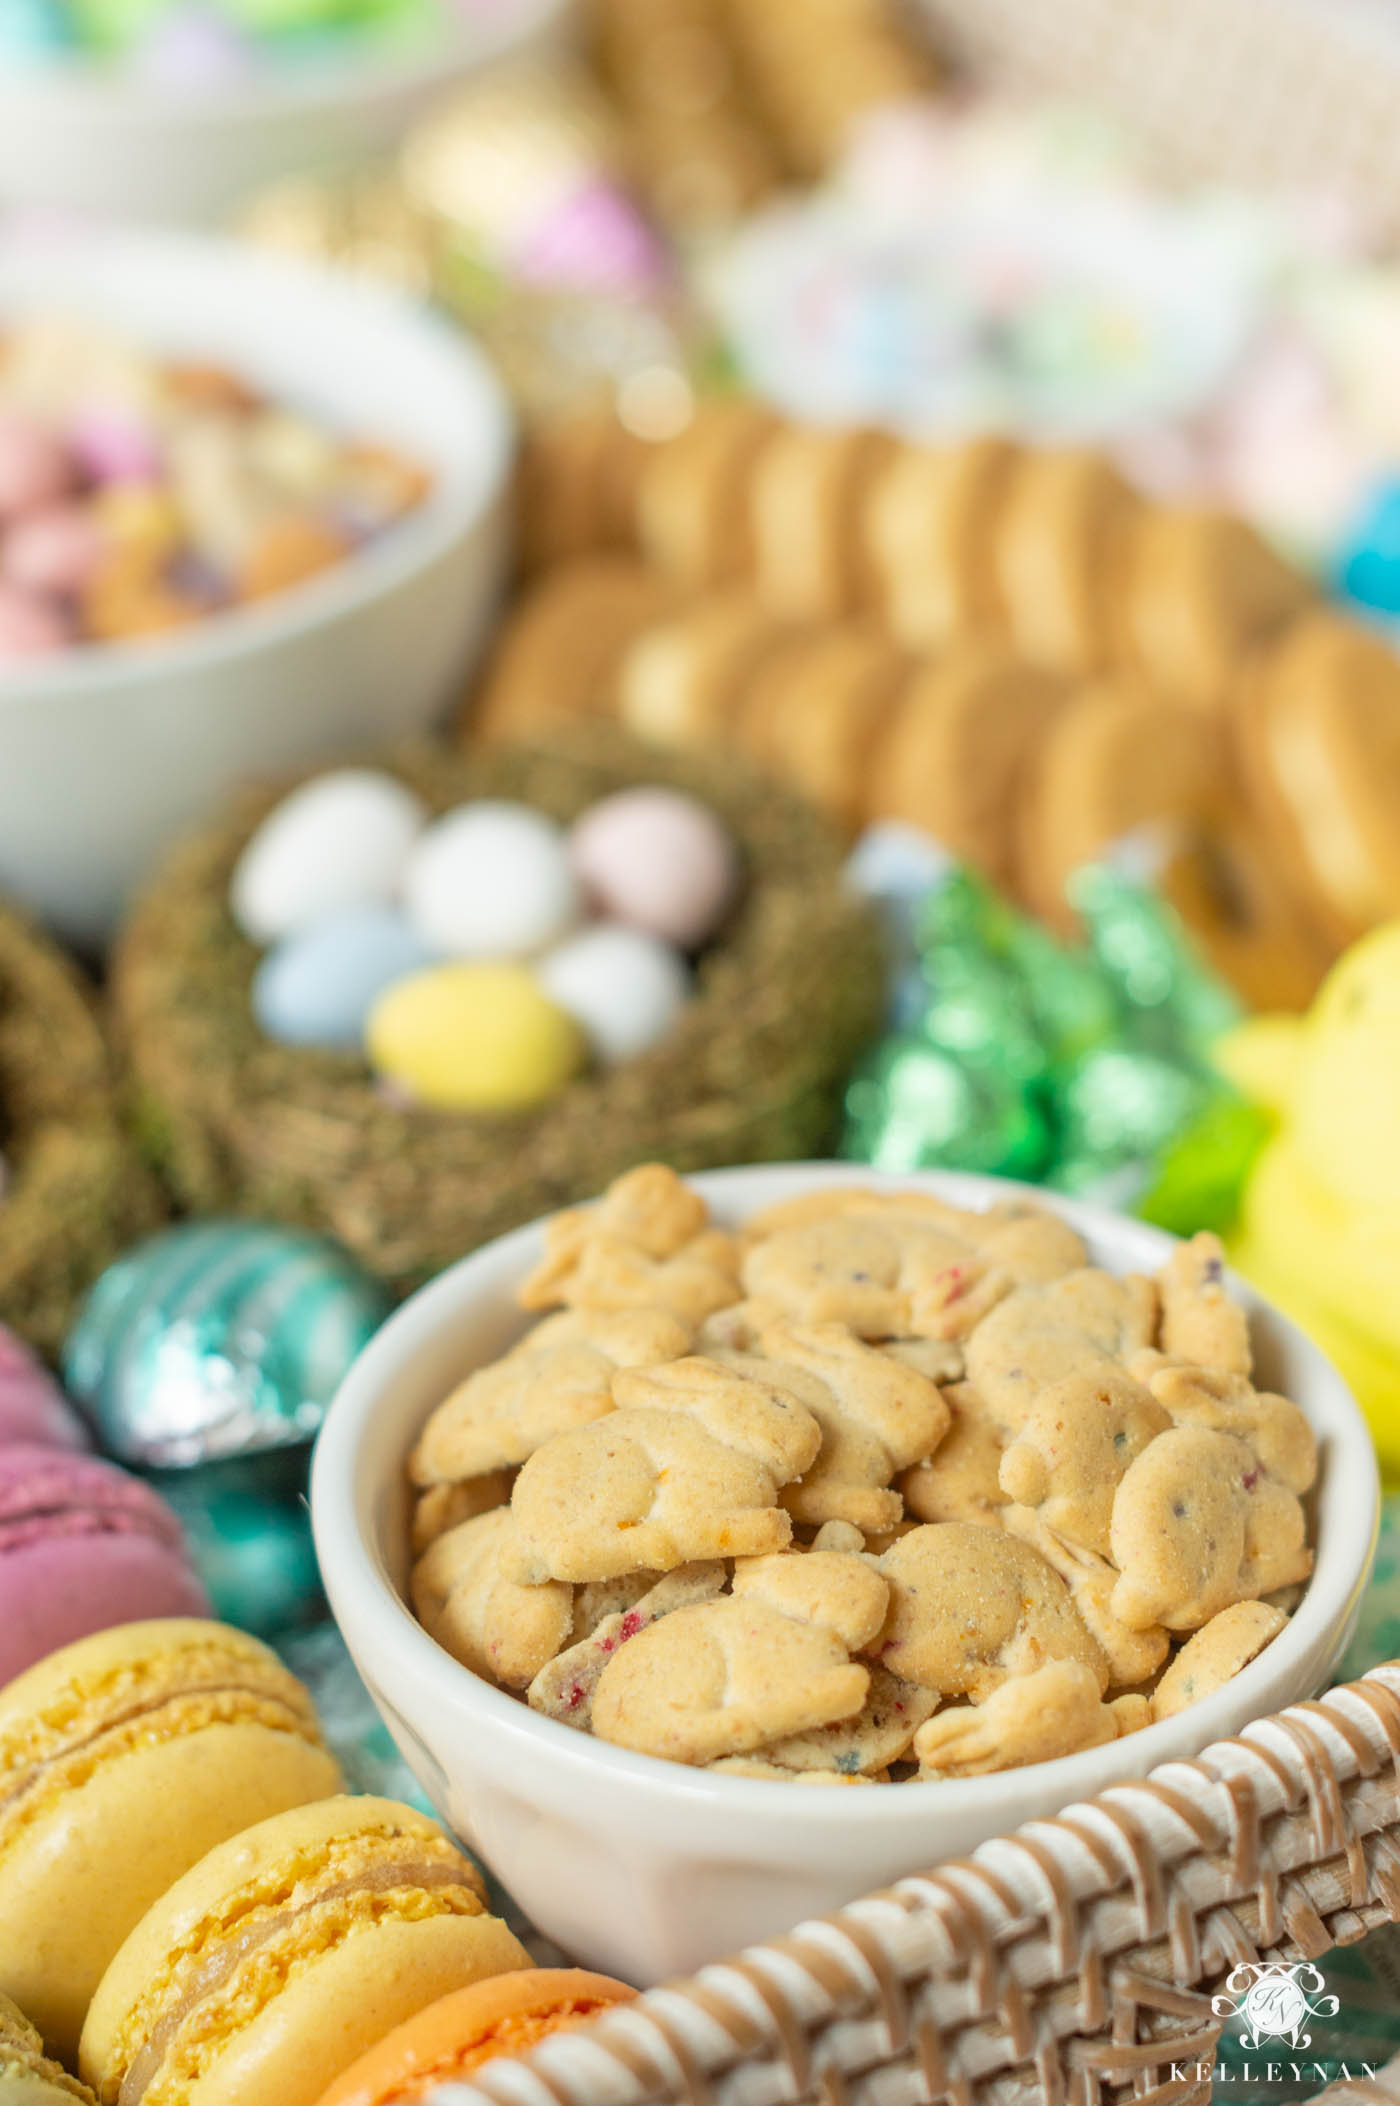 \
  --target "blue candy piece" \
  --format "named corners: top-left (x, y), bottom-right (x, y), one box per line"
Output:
top-left (62, 1221), bottom-right (390, 1468)
top-left (0, 0), bottom-right (74, 60)
top-left (1339, 478), bottom-right (1400, 616)
top-left (252, 903), bottom-right (436, 1052)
